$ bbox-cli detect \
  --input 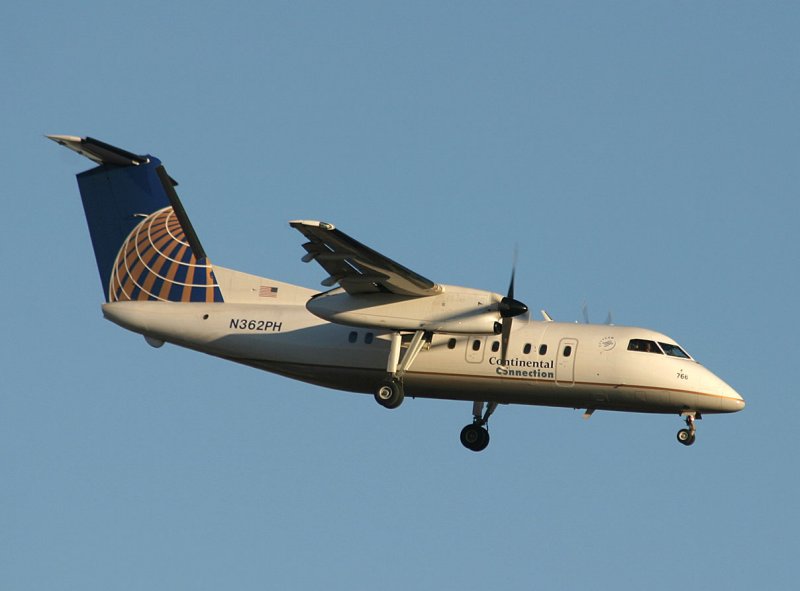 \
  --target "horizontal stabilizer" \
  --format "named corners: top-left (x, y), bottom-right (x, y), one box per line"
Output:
top-left (47, 135), bottom-right (149, 167)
